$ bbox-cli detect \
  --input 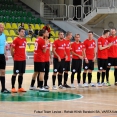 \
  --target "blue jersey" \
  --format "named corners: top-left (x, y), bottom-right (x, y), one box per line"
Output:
top-left (0, 33), bottom-right (6, 54)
